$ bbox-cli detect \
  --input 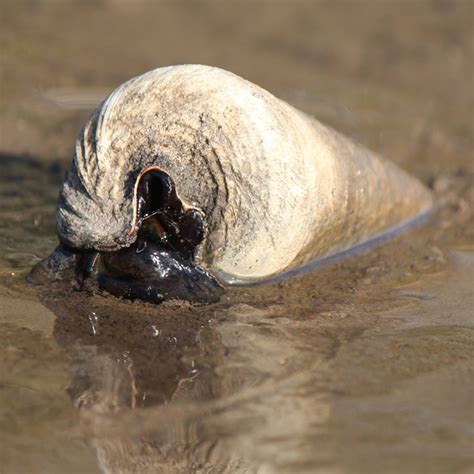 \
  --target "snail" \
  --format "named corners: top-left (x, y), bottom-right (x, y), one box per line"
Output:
top-left (29, 65), bottom-right (432, 304)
